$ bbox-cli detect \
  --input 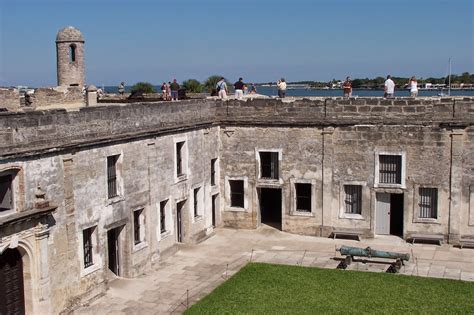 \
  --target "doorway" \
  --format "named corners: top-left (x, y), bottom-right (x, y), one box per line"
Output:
top-left (0, 248), bottom-right (25, 315)
top-left (212, 194), bottom-right (218, 227)
top-left (259, 188), bottom-right (282, 230)
top-left (107, 227), bottom-right (121, 276)
top-left (375, 193), bottom-right (404, 236)
top-left (176, 200), bottom-right (185, 243)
